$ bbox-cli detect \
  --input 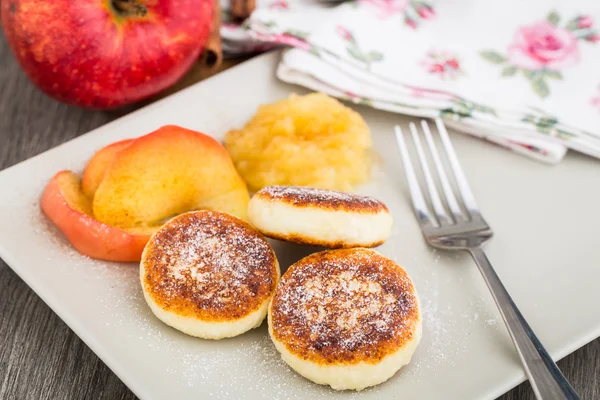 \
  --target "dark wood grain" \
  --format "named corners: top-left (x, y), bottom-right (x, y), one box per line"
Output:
top-left (0, 28), bottom-right (598, 400)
